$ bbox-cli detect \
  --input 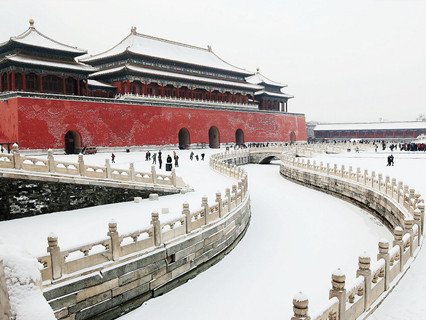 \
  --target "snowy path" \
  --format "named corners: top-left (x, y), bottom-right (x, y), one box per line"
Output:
top-left (119, 162), bottom-right (391, 320)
